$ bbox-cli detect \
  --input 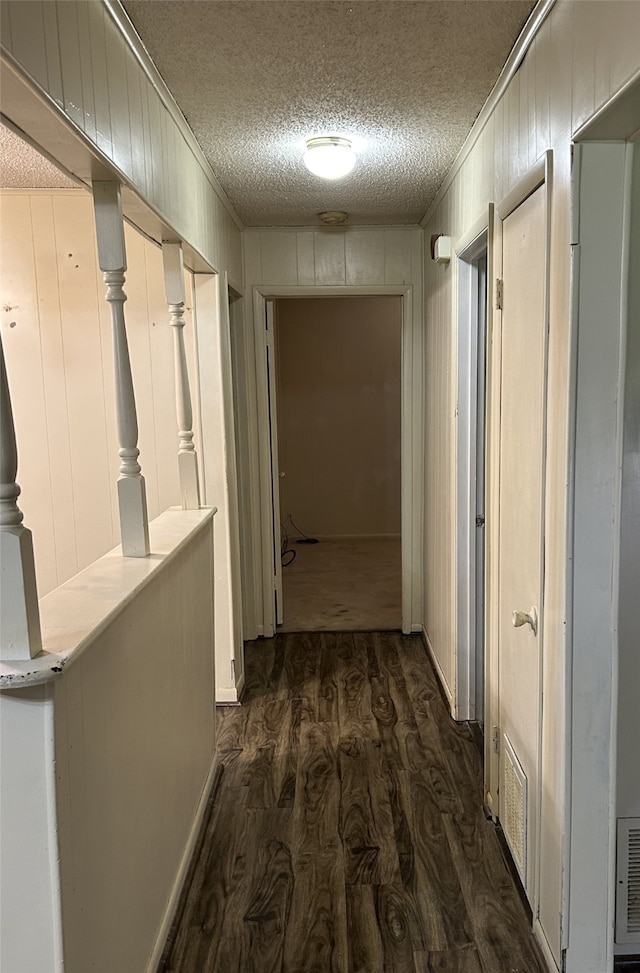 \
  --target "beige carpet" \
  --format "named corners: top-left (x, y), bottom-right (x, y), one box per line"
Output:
top-left (279, 535), bottom-right (401, 632)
